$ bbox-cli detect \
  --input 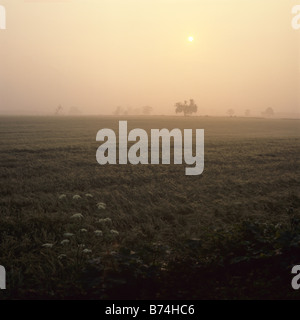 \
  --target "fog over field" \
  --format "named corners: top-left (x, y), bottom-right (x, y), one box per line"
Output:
top-left (0, 0), bottom-right (299, 116)
top-left (0, 0), bottom-right (300, 300)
